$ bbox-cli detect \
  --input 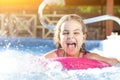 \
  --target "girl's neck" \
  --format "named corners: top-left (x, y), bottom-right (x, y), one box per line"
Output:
top-left (63, 50), bottom-right (82, 57)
